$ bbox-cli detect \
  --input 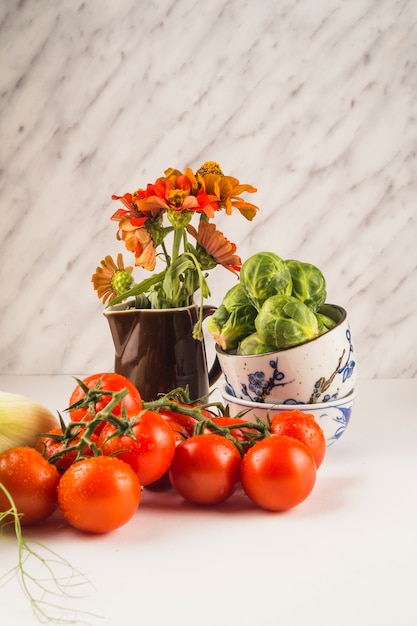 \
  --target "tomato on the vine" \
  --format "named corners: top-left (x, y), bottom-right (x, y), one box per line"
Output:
top-left (164, 419), bottom-right (189, 443)
top-left (0, 447), bottom-right (60, 526)
top-left (169, 434), bottom-right (241, 505)
top-left (57, 455), bottom-right (141, 534)
top-left (35, 426), bottom-right (98, 472)
top-left (210, 416), bottom-right (258, 452)
top-left (269, 410), bottom-right (326, 468)
top-left (97, 410), bottom-right (176, 486)
top-left (68, 373), bottom-right (142, 434)
top-left (240, 435), bottom-right (317, 511)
